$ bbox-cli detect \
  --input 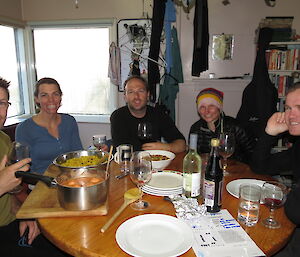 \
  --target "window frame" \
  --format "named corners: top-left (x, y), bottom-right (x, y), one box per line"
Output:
top-left (5, 18), bottom-right (117, 125)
